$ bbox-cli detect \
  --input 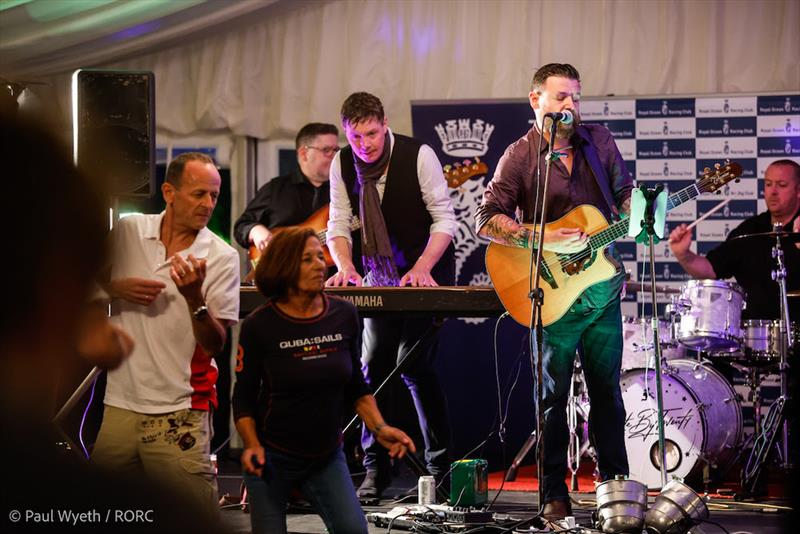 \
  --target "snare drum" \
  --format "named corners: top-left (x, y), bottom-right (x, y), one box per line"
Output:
top-left (621, 317), bottom-right (684, 372)
top-left (674, 280), bottom-right (745, 352)
top-left (743, 320), bottom-right (799, 360)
